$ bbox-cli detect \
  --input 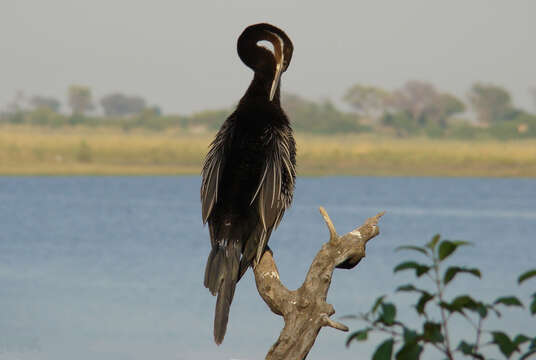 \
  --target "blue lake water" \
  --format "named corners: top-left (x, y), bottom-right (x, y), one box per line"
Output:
top-left (0, 176), bottom-right (535, 360)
